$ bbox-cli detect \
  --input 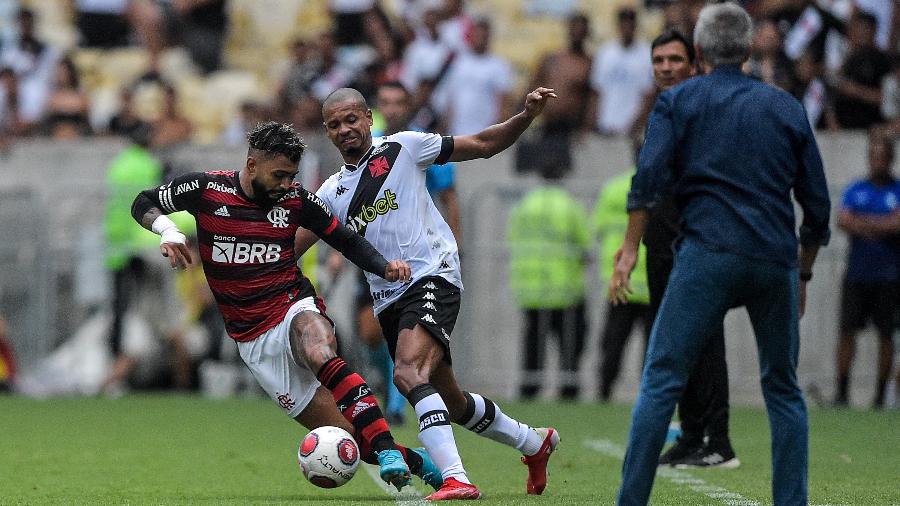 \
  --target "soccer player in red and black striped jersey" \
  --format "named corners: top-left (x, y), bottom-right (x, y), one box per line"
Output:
top-left (130, 122), bottom-right (441, 491)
